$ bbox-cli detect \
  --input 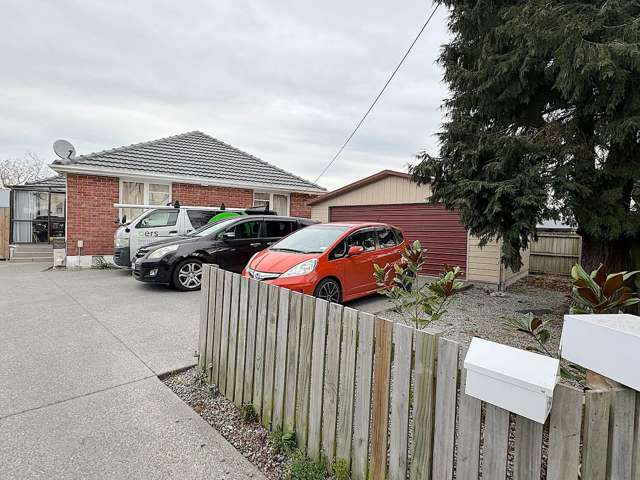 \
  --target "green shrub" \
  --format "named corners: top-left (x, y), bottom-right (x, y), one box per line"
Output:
top-left (240, 403), bottom-right (258, 423)
top-left (286, 451), bottom-right (327, 480)
top-left (373, 240), bottom-right (464, 329)
top-left (192, 366), bottom-right (208, 387)
top-left (271, 428), bottom-right (297, 455)
top-left (332, 458), bottom-right (350, 480)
